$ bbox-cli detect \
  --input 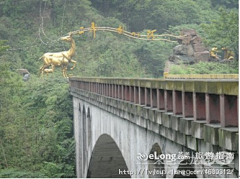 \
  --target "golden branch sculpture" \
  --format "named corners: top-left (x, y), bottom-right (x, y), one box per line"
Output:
top-left (39, 22), bottom-right (183, 78)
